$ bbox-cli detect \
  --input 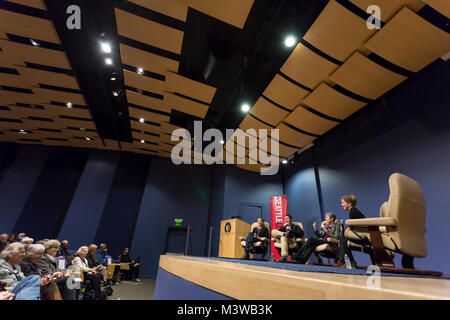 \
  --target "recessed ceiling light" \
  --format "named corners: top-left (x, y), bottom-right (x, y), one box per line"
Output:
top-left (137, 67), bottom-right (144, 75)
top-left (113, 91), bottom-right (119, 97)
top-left (282, 159), bottom-right (288, 164)
top-left (66, 102), bottom-right (72, 108)
top-left (241, 103), bottom-right (250, 113)
top-left (284, 36), bottom-right (297, 48)
top-left (140, 139), bottom-right (145, 144)
top-left (139, 118), bottom-right (145, 123)
top-left (110, 74), bottom-right (117, 81)
top-left (101, 42), bottom-right (111, 53)
top-left (19, 129), bottom-right (27, 134)
top-left (80, 128), bottom-right (85, 131)
top-left (105, 58), bottom-right (113, 65)
top-left (220, 140), bottom-right (225, 145)
top-left (85, 137), bottom-right (91, 141)
top-left (30, 39), bottom-right (40, 47)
